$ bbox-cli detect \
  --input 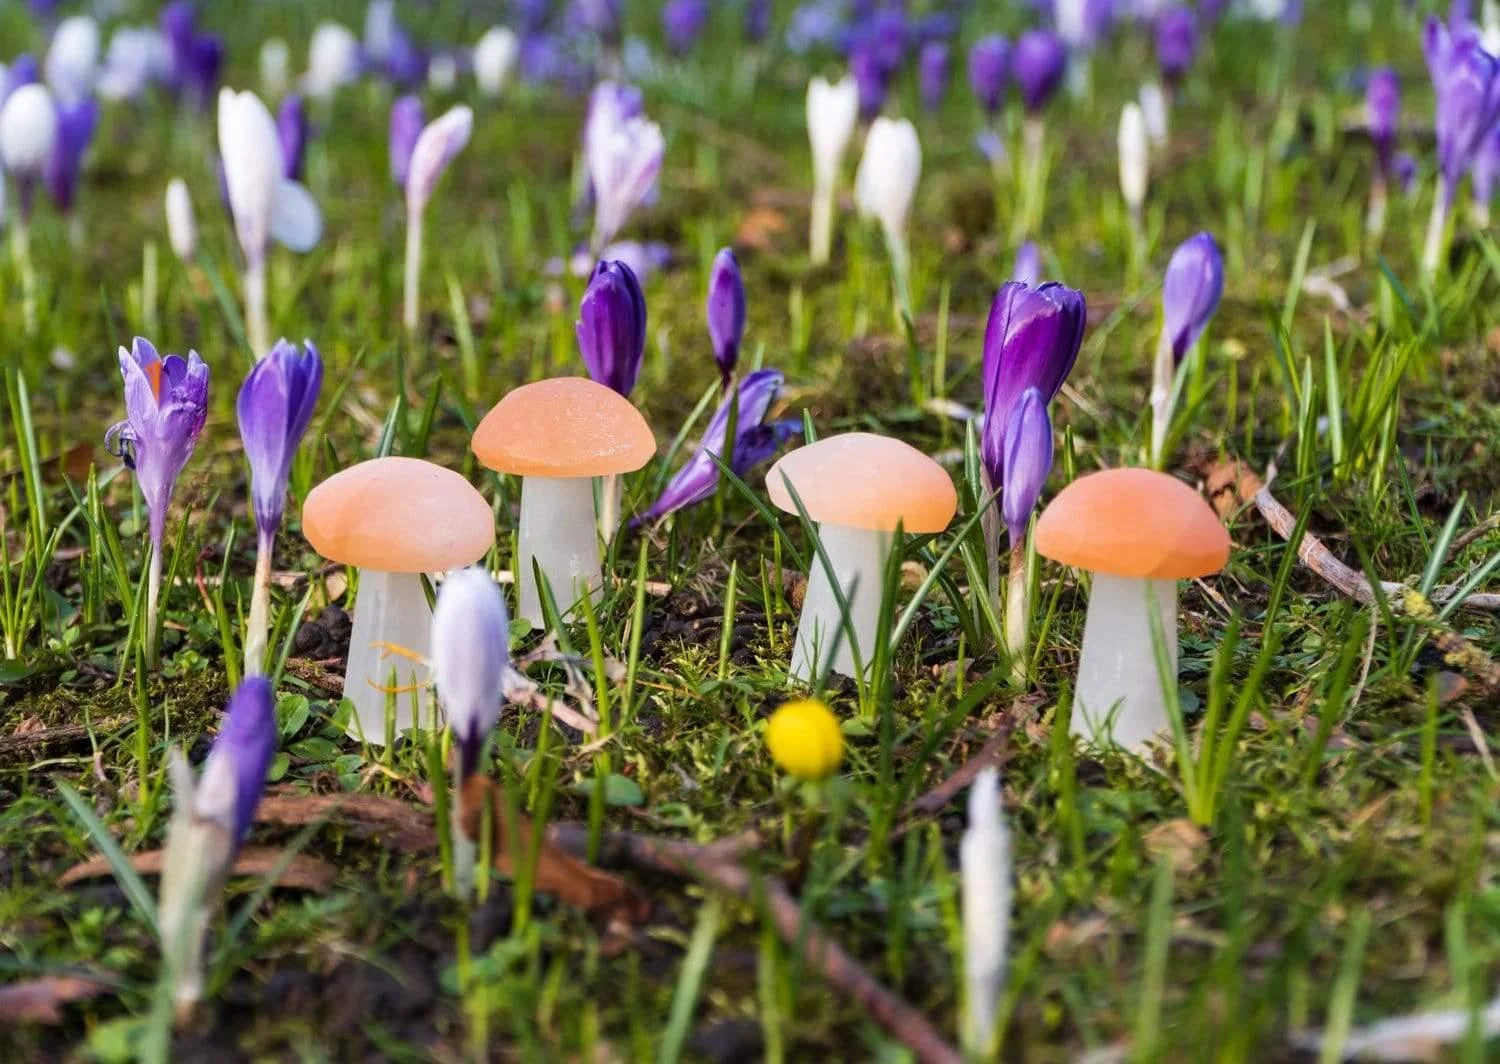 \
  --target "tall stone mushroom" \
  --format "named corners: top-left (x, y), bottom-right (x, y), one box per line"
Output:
top-left (1034, 467), bottom-right (1229, 752)
top-left (302, 456), bottom-right (493, 744)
